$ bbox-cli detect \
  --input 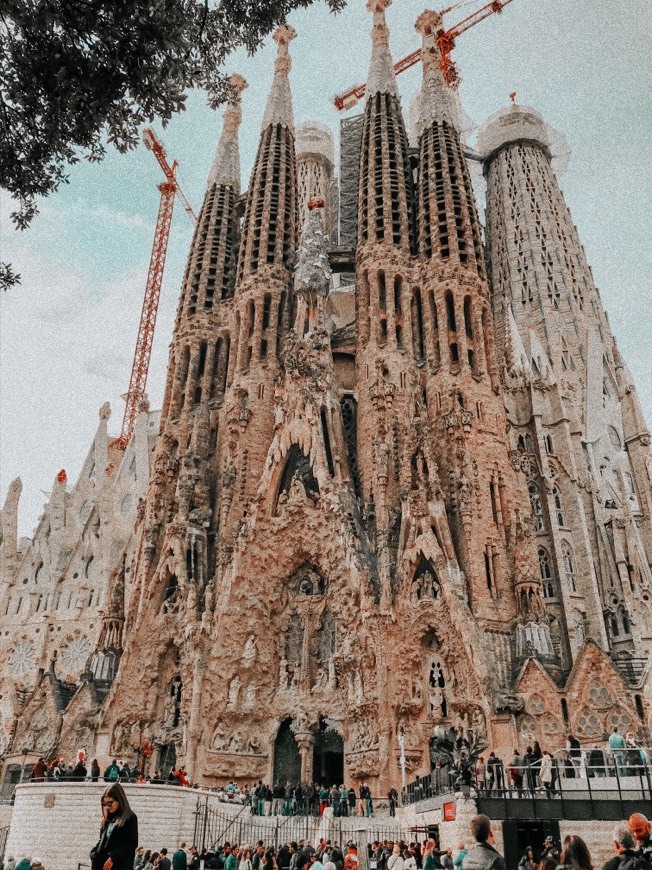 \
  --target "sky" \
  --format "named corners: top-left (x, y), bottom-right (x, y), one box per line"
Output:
top-left (1, 0), bottom-right (651, 538)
